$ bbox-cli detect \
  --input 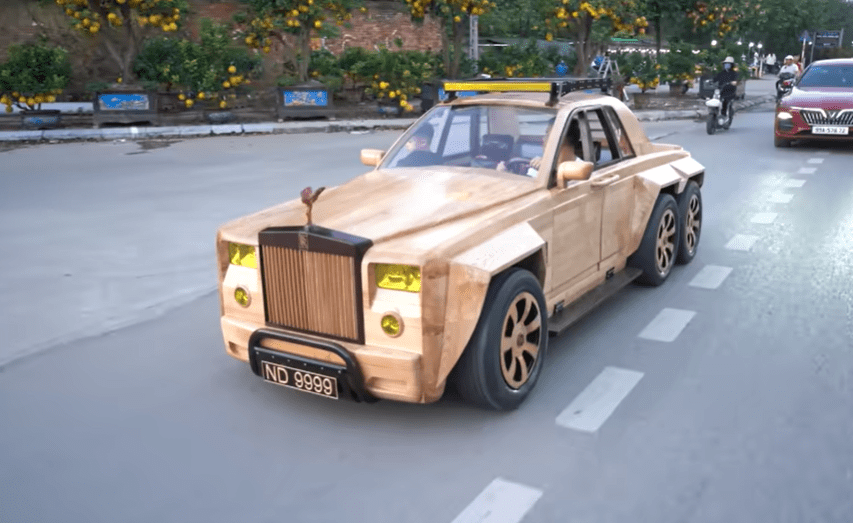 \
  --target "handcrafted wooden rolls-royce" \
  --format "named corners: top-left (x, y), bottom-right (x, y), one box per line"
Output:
top-left (216, 77), bottom-right (706, 410)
